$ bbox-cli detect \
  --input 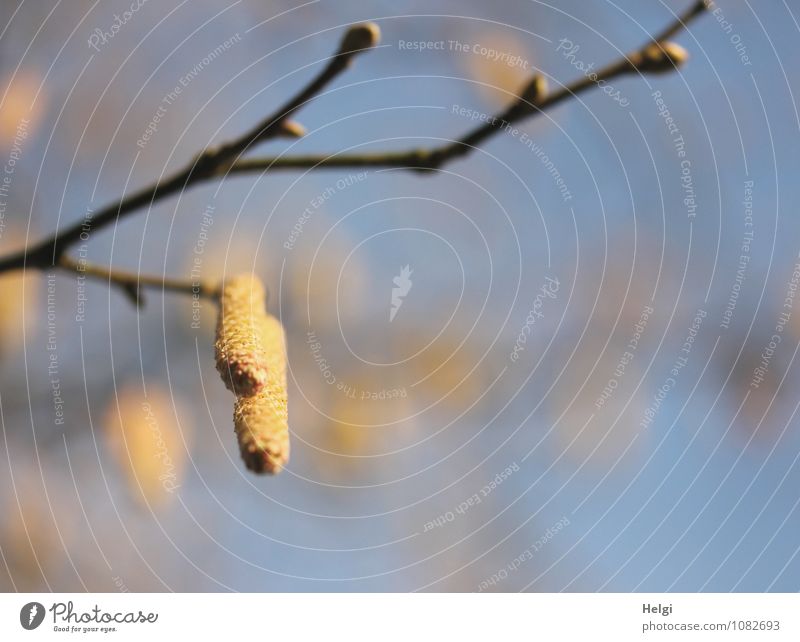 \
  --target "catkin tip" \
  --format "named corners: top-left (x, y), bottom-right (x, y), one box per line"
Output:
top-left (235, 401), bottom-right (290, 474)
top-left (234, 388), bottom-right (289, 474)
top-left (232, 313), bottom-right (290, 474)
